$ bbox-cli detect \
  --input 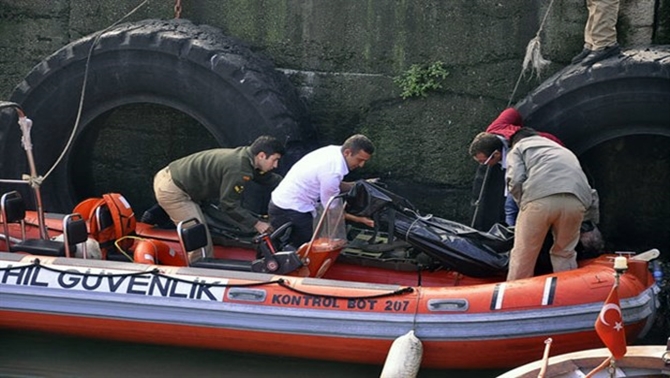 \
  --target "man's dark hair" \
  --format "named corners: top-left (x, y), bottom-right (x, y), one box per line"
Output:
top-left (468, 132), bottom-right (503, 157)
top-left (509, 127), bottom-right (539, 148)
top-left (250, 135), bottom-right (285, 156)
top-left (342, 134), bottom-right (375, 155)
